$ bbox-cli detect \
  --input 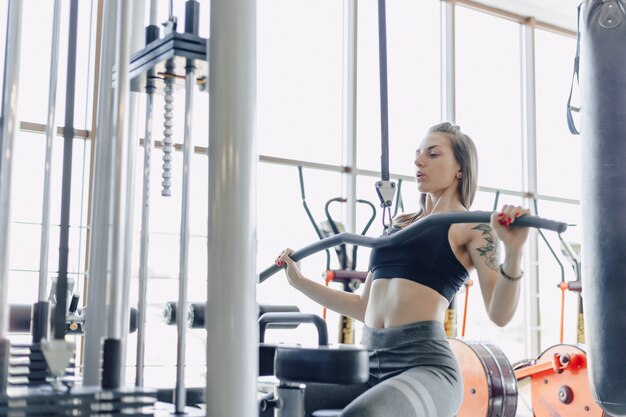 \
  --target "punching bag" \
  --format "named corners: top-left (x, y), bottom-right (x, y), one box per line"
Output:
top-left (579, 1), bottom-right (626, 415)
